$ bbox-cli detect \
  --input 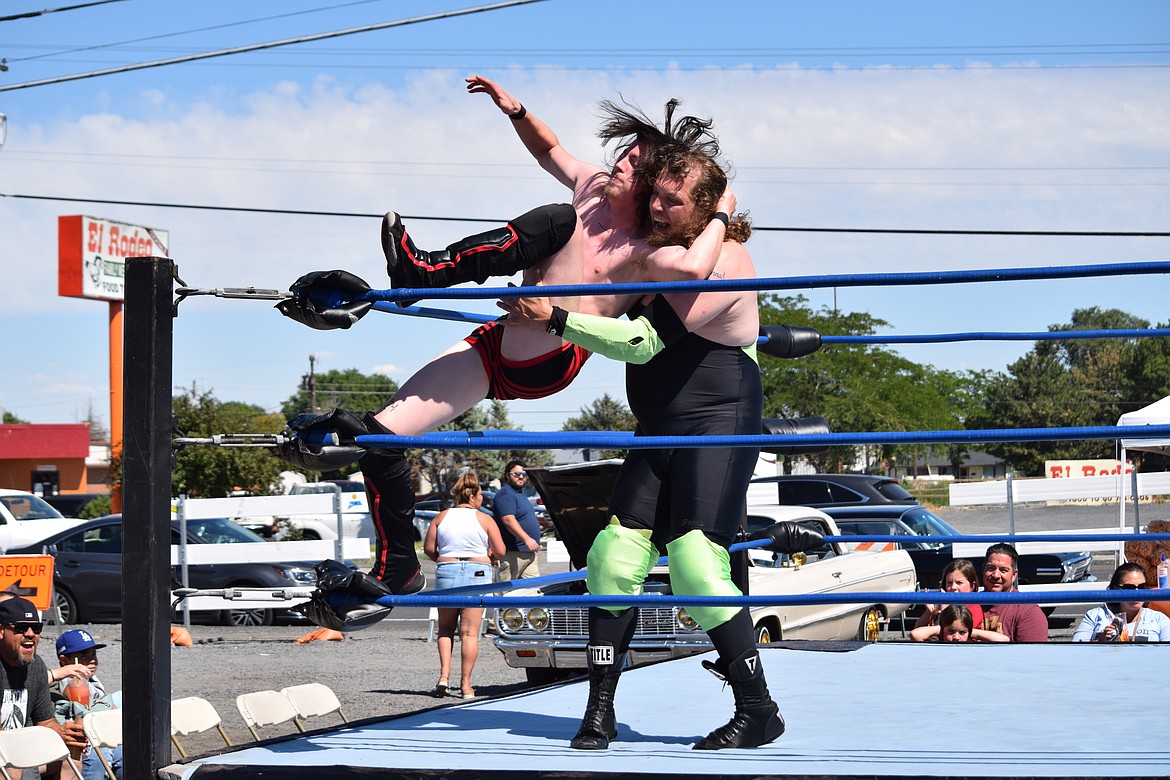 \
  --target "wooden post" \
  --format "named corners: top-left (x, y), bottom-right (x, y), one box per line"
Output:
top-left (121, 257), bottom-right (174, 777)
